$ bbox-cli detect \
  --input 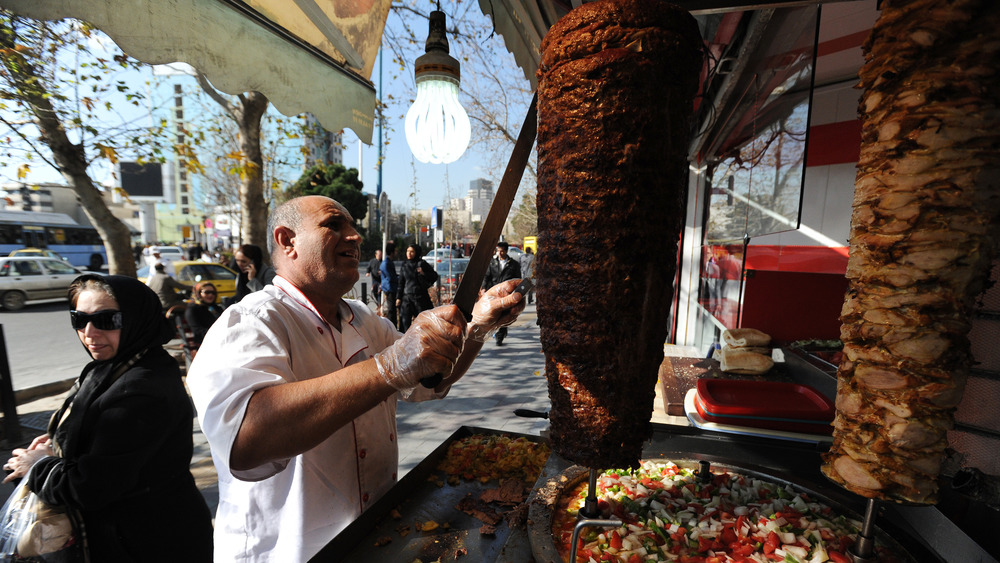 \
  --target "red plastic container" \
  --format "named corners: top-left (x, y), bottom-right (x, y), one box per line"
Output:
top-left (694, 379), bottom-right (834, 435)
